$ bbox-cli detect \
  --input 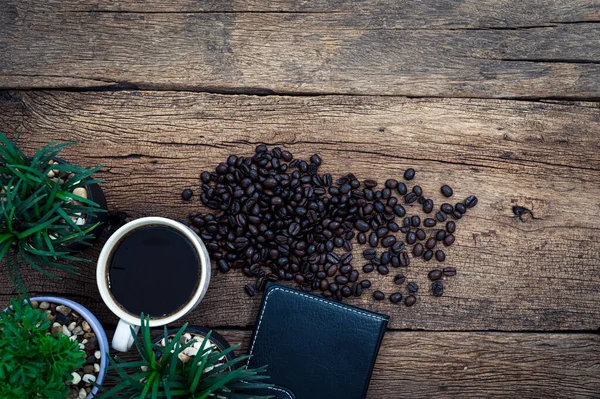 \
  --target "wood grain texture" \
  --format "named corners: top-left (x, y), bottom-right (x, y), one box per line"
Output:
top-left (0, 90), bottom-right (598, 331)
top-left (1, 1), bottom-right (599, 98)
top-left (214, 330), bottom-right (600, 399)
